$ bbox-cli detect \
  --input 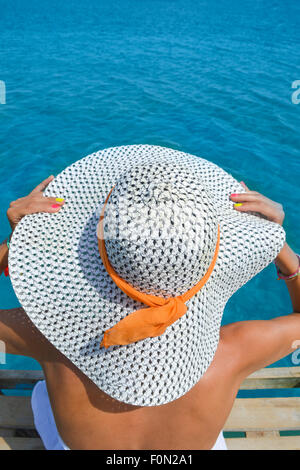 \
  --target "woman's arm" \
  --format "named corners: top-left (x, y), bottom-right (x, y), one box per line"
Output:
top-left (231, 183), bottom-right (299, 314)
top-left (273, 242), bottom-right (300, 312)
top-left (228, 184), bottom-right (300, 377)
top-left (0, 175), bottom-right (65, 356)
top-left (0, 237), bottom-right (9, 275)
top-left (1, 175), bottom-right (64, 275)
